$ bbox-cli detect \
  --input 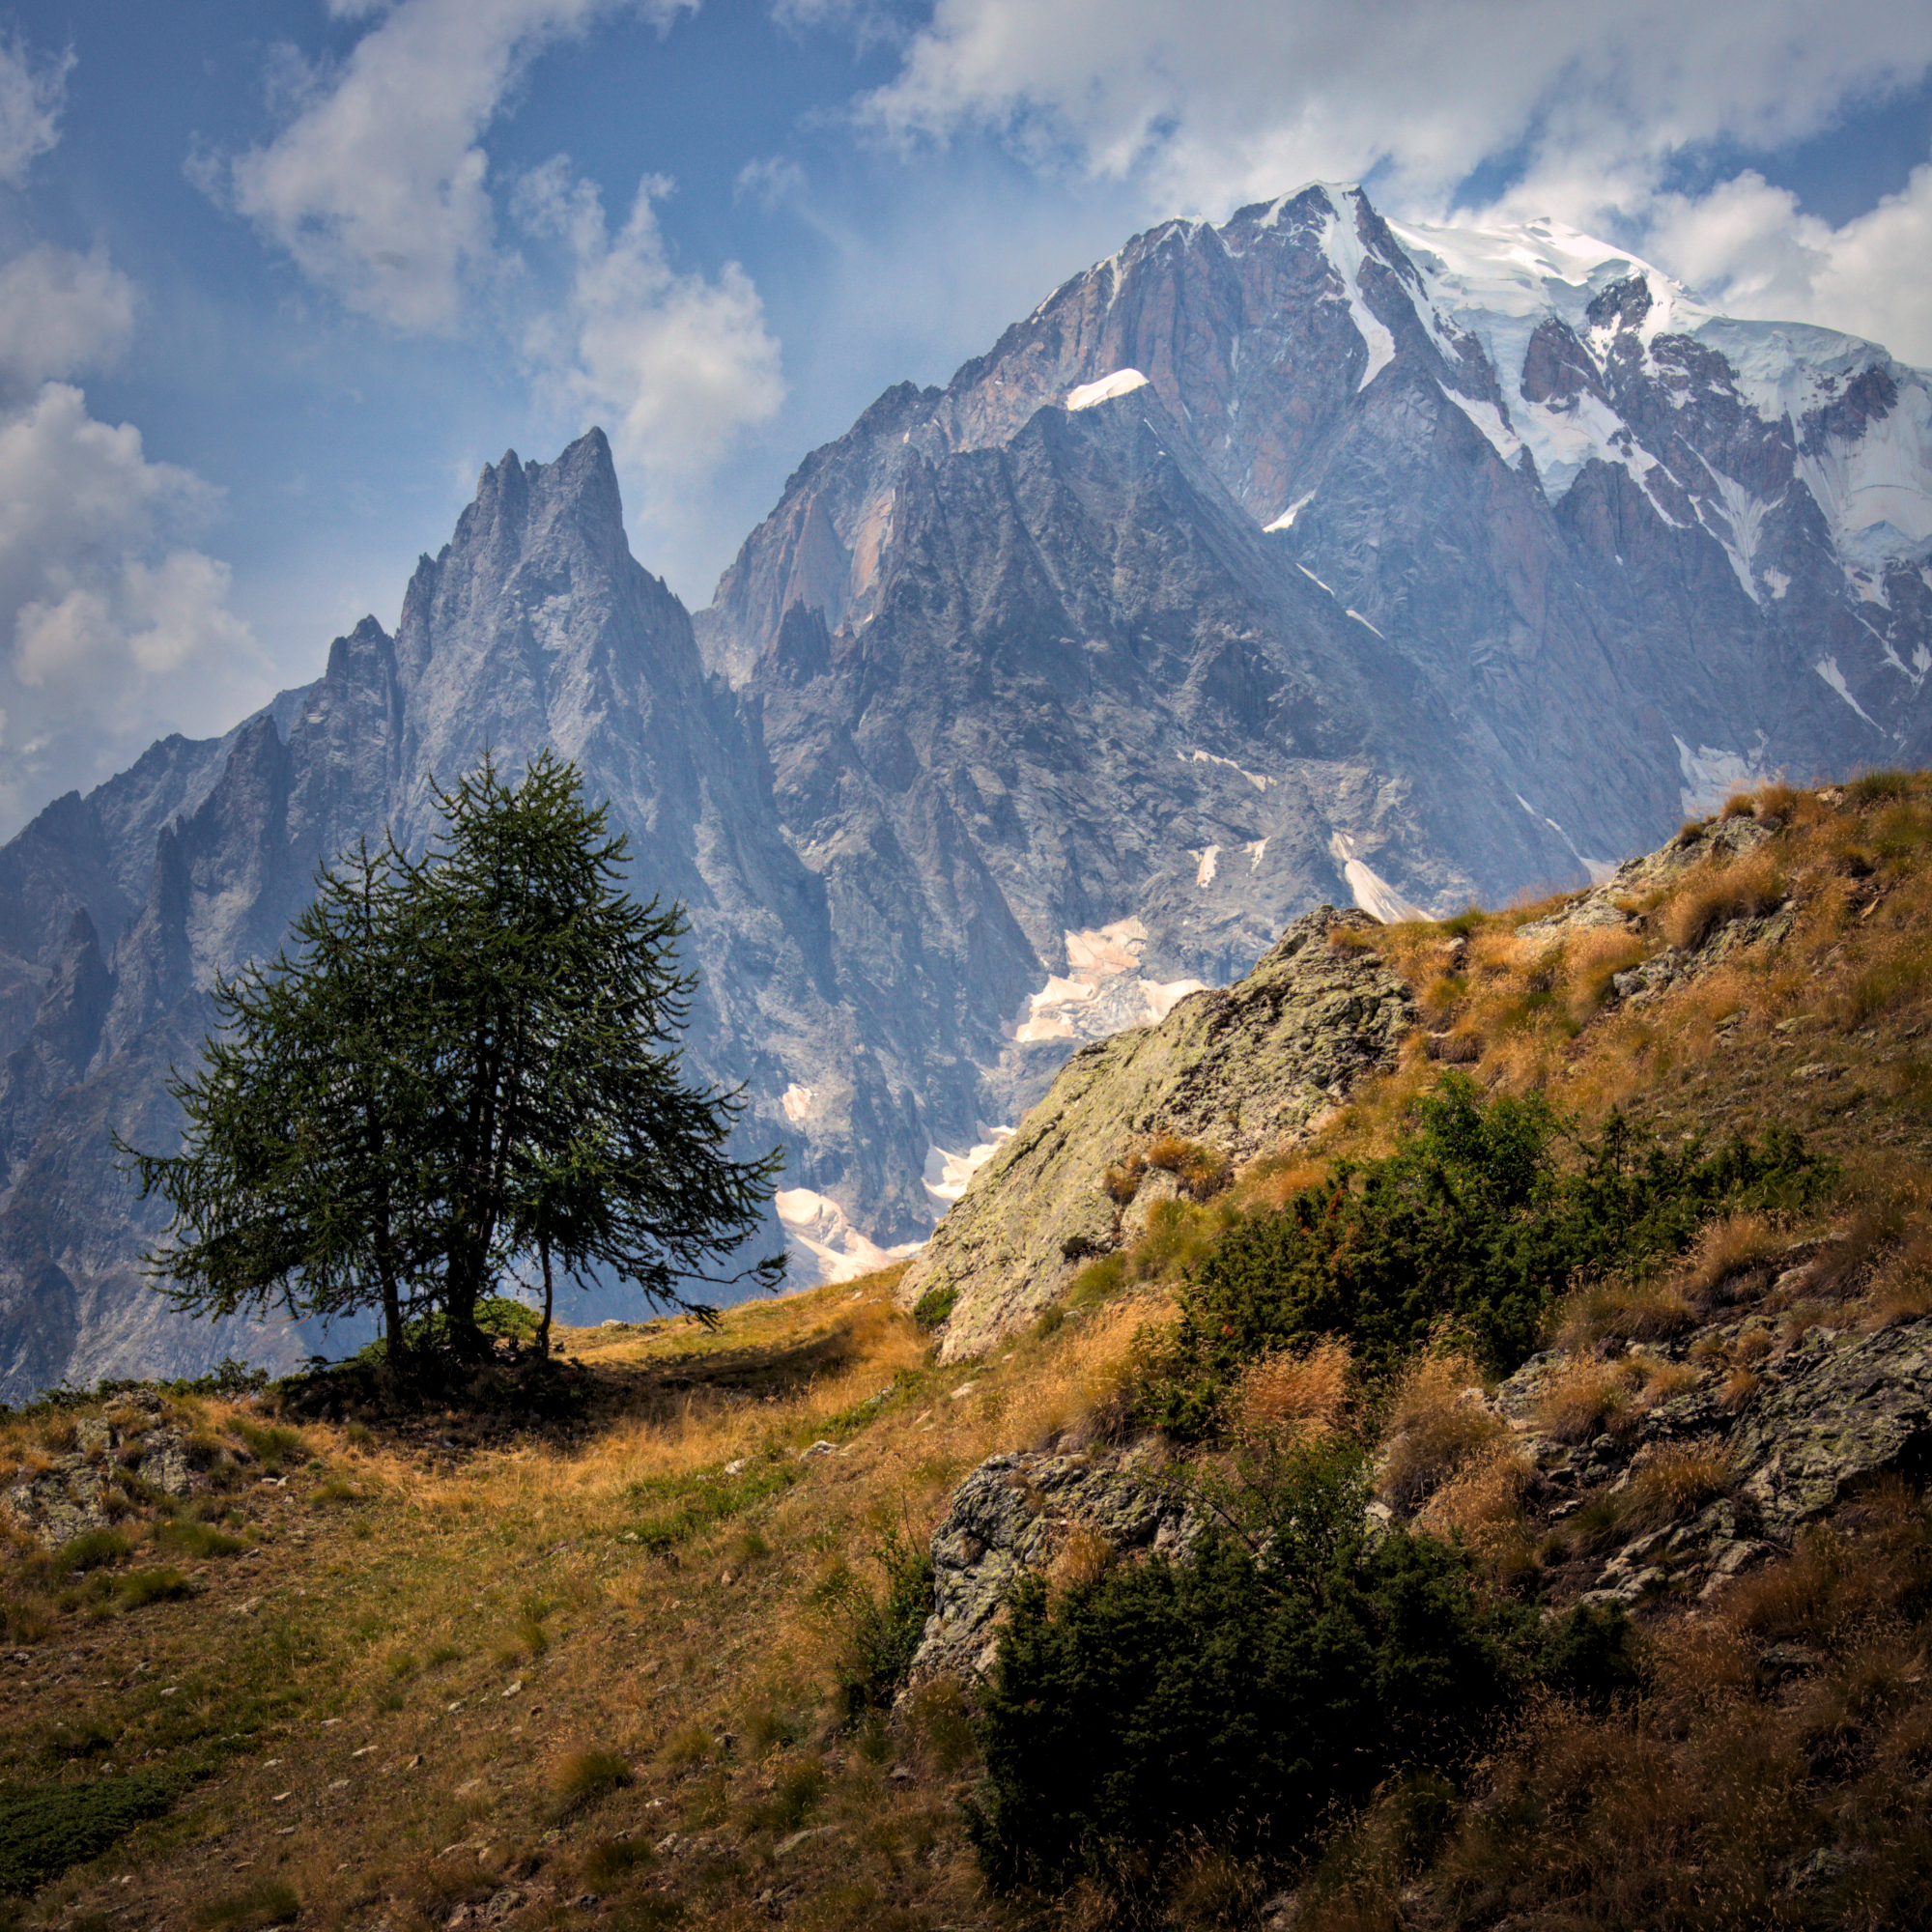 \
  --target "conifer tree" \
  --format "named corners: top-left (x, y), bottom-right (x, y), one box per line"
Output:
top-left (119, 752), bottom-right (782, 1362)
